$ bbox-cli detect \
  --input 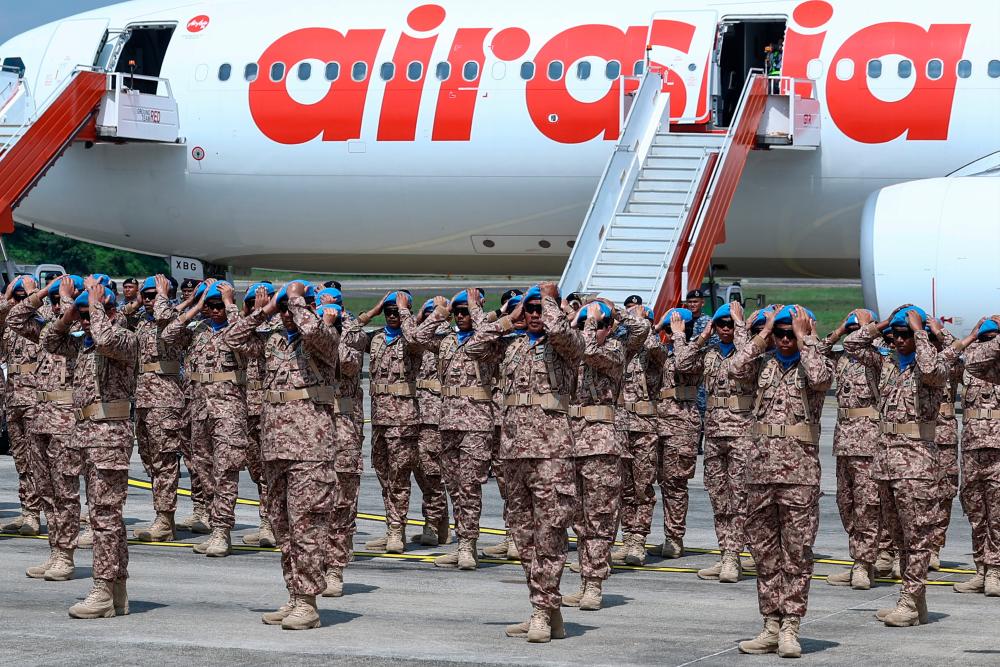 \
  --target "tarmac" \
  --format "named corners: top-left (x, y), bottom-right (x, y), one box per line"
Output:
top-left (1, 397), bottom-right (998, 666)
